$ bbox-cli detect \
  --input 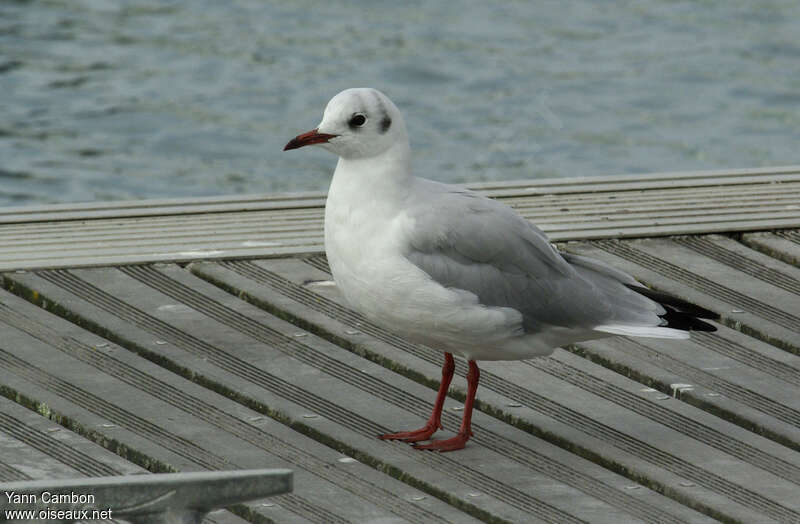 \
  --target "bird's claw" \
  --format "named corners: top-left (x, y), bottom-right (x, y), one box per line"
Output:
top-left (411, 433), bottom-right (470, 452)
top-left (378, 423), bottom-right (439, 443)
